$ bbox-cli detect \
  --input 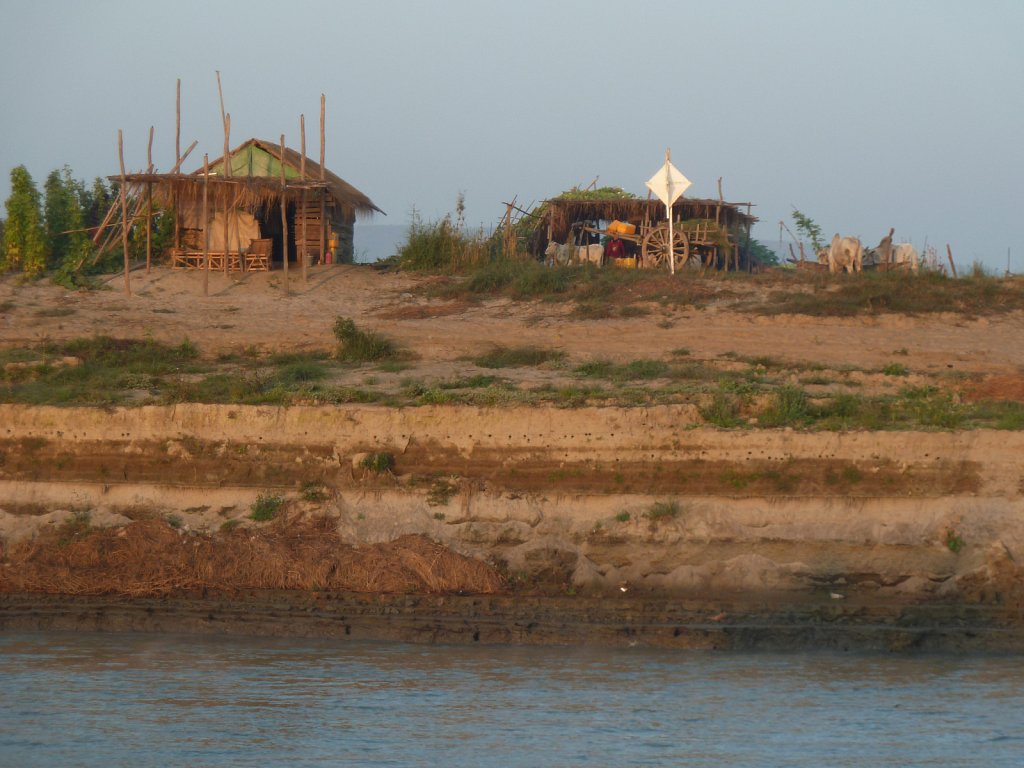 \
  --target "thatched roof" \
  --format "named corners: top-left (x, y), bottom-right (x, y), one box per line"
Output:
top-left (541, 196), bottom-right (755, 242)
top-left (113, 137), bottom-right (383, 219)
